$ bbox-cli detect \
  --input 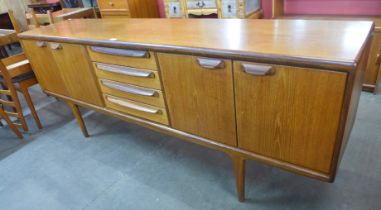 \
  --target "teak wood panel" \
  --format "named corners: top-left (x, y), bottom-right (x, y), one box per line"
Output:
top-left (127, 0), bottom-right (159, 18)
top-left (104, 94), bottom-right (169, 125)
top-left (50, 43), bottom-right (104, 106)
top-left (234, 61), bottom-right (347, 173)
top-left (21, 40), bottom-right (68, 96)
top-left (19, 19), bottom-right (373, 71)
top-left (364, 31), bottom-right (381, 90)
top-left (93, 63), bottom-right (162, 90)
top-left (158, 53), bottom-right (237, 146)
top-left (87, 47), bottom-right (158, 70)
top-left (99, 79), bottom-right (166, 107)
